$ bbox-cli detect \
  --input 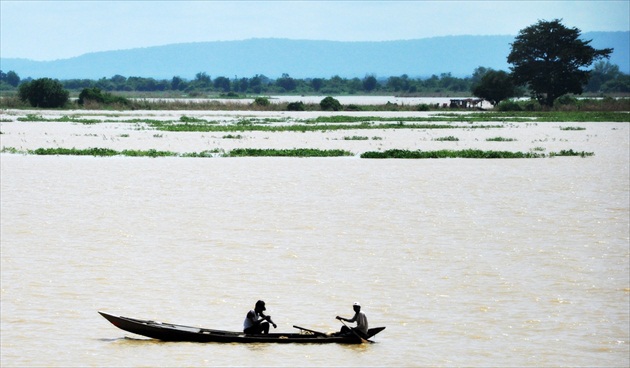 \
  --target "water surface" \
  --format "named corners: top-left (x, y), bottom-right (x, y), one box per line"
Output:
top-left (1, 122), bottom-right (628, 367)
